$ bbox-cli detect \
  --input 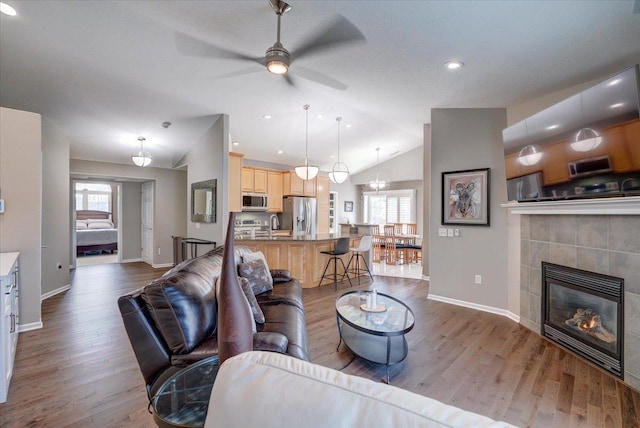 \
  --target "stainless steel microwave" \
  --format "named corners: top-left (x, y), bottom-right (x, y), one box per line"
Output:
top-left (242, 193), bottom-right (268, 211)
